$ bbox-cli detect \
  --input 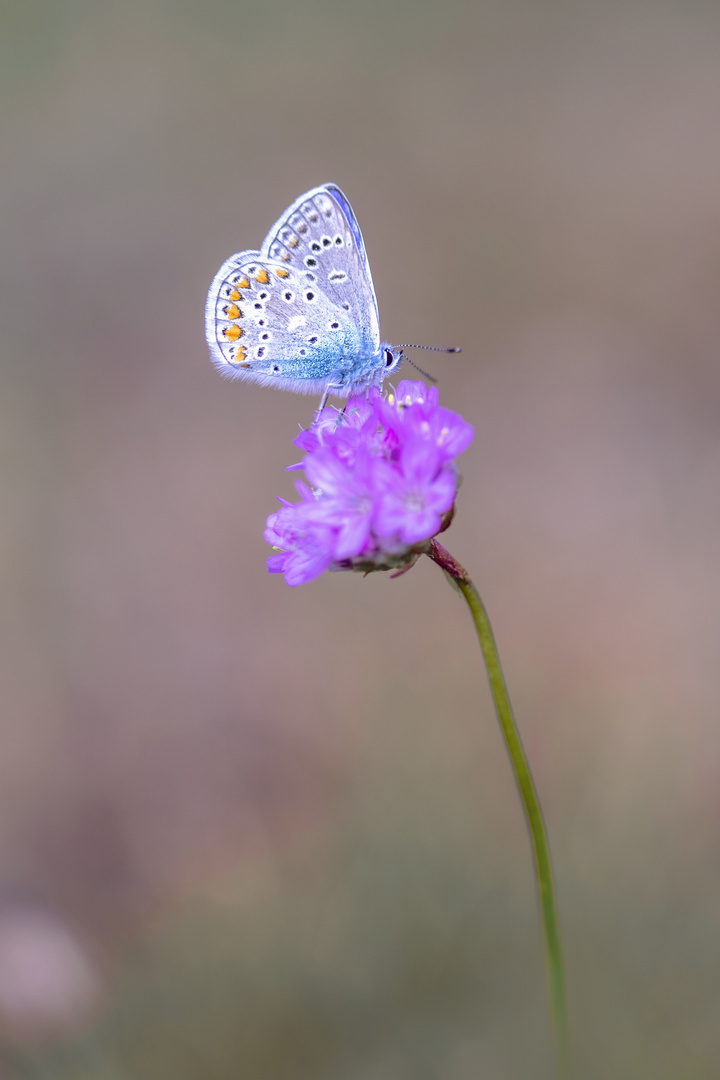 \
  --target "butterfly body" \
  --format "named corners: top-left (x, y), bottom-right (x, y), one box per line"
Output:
top-left (205, 184), bottom-right (403, 398)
